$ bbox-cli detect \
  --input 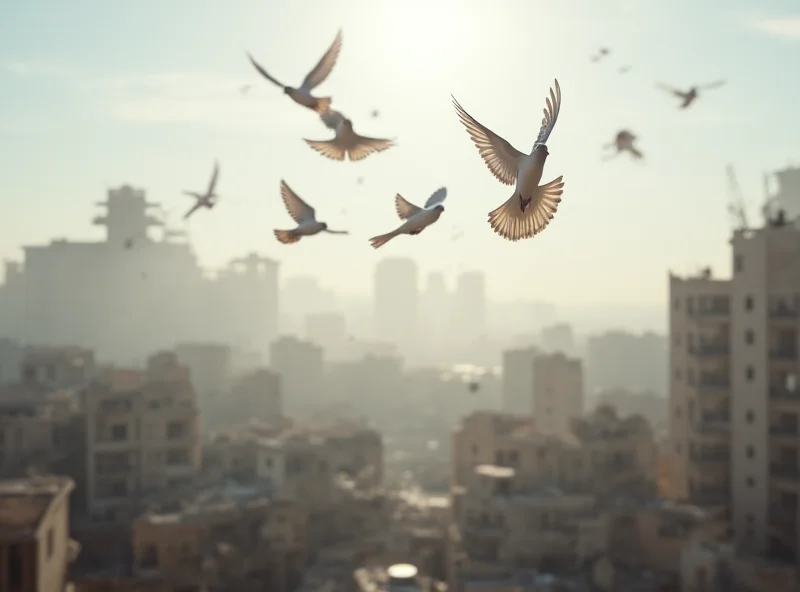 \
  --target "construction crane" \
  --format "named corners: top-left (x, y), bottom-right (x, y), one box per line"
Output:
top-left (726, 164), bottom-right (750, 231)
